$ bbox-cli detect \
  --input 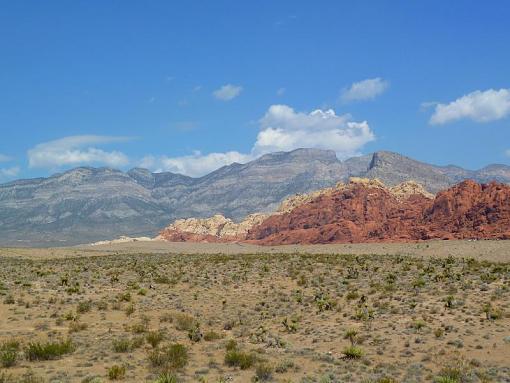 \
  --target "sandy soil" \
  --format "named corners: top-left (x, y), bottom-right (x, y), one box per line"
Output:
top-left (2, 239), bottom-right (510, 263)
top-left (0, 241), bottom-right (509, 382)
